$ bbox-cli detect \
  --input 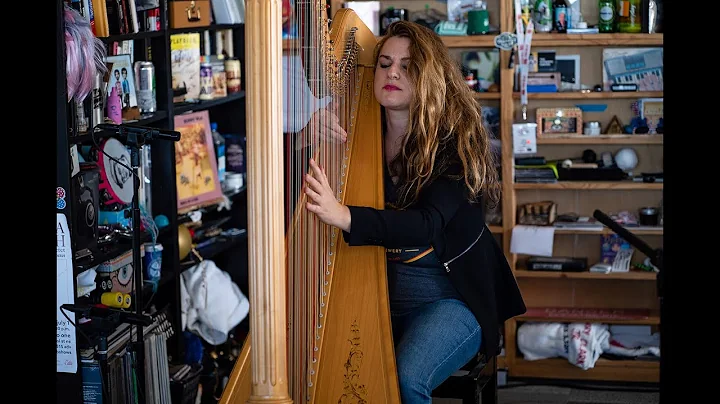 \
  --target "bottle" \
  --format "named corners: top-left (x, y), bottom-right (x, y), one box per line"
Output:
top-left (598, 0), bottom-right (616, 32)
top-left (533, 0), bottom-right (553, 33)
top-left (617, 0), bottom-right (641, 33)
top-left (211, 123), bottom-right (226, 185)
top-left (107, 86), bottom-right (122, 124)
top-left (553, 0), bottom-right (568, 33)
